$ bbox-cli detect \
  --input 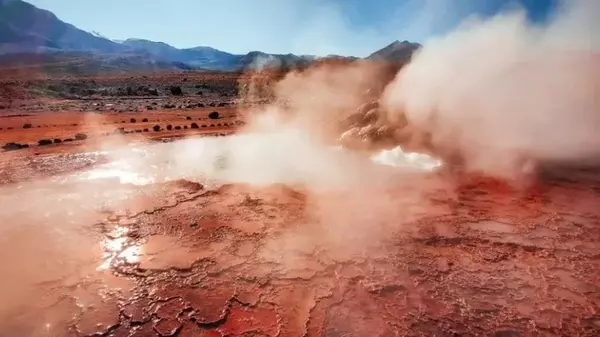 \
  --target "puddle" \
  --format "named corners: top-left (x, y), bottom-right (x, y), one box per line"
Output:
top-left (55, 134), bottom-right (444, 189)
top-left (370, 146), bottom-right (443, 171)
